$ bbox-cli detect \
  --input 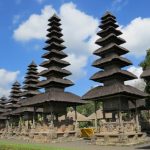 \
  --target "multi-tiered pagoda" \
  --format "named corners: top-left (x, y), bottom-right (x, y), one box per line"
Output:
top-left (5, 81), bottom-right (22, 110)
top-left (0, 97), bottom-right (7, 123)
top-left (11, 62), bottom-right (42, 126)
top-left (2, 81), bottom-right (22, 128)
top-left (22, 14), bottom-right (84, 128)
top-left (82, 12), bottom-right (146, 139)
top-left (22, 61), bottom-right (40, 98)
